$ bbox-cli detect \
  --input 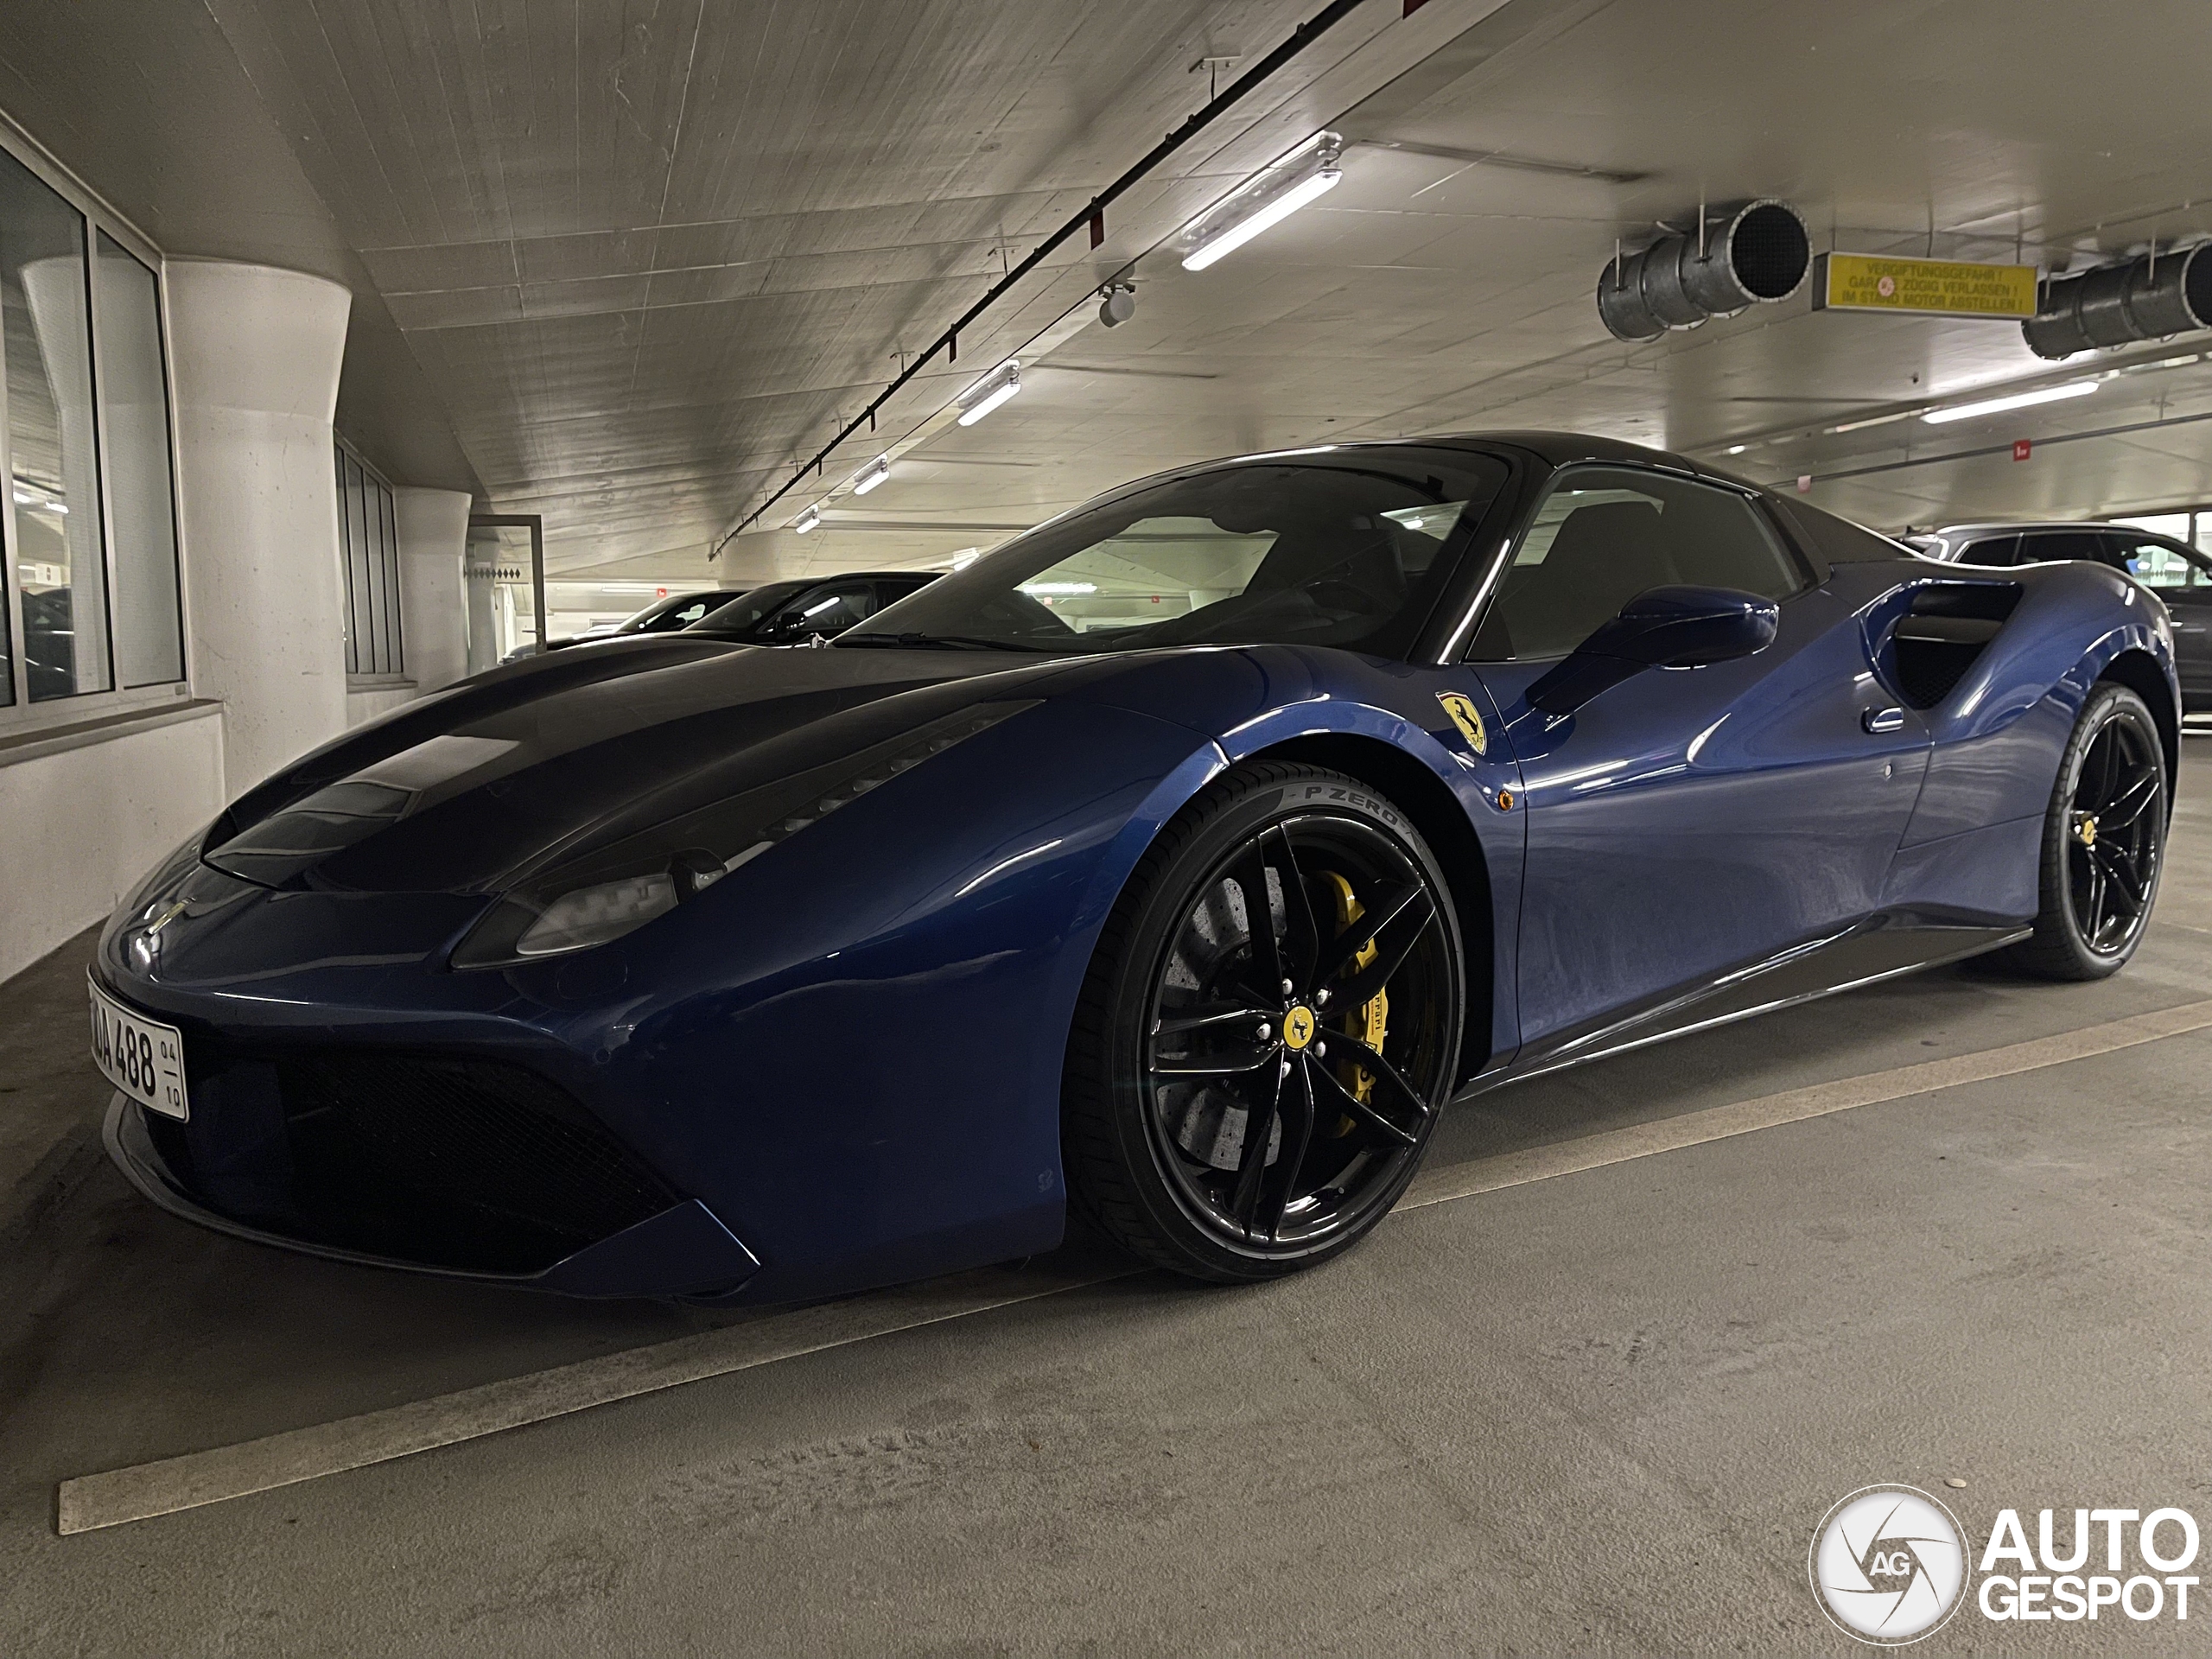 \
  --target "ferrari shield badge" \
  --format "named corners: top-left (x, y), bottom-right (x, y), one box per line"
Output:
top-left (1436, 692), bottom-right (1487, 756)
